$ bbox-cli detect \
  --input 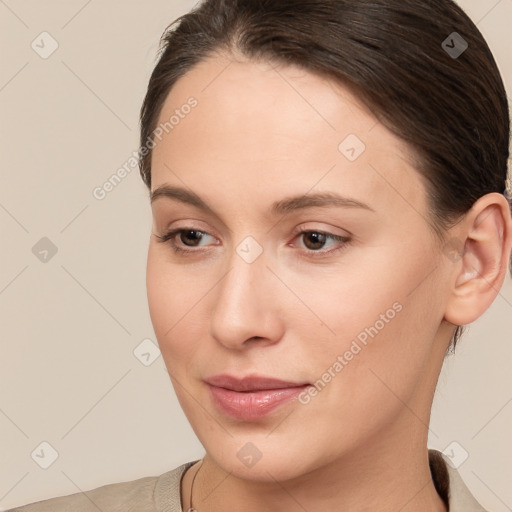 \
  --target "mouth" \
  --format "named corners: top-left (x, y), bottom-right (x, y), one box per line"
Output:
top-left (204, 374), bottom-right (311, 420)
